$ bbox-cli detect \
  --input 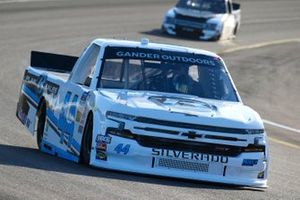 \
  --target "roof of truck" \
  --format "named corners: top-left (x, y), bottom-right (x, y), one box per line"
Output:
top-left (93, 38), bottom-right (220, 58)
